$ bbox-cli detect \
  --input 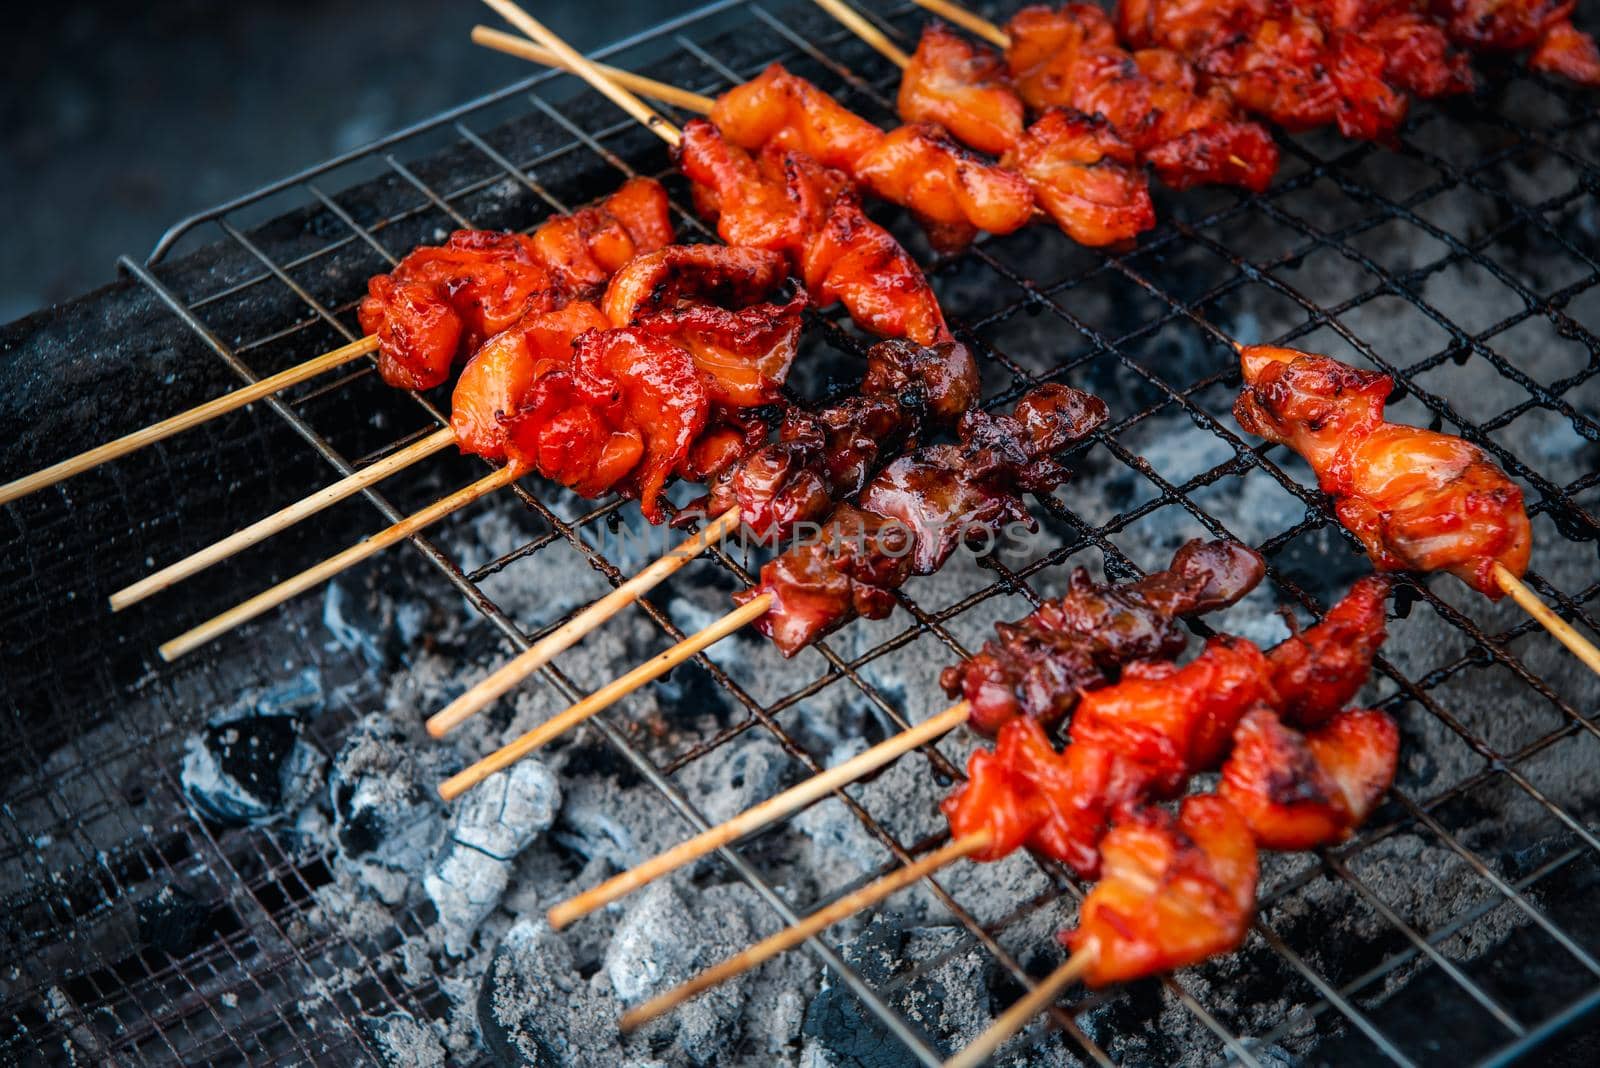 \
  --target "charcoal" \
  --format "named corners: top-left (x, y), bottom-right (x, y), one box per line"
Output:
top-left (179, 672), bottom-right (326, 826)
top-left (478, 919), bottom-right (632, 1067)
top-left (605, 882), bottom-right (755, 1065)
top-left (136, 884), bottom-right (210, 956)
top-left (329, 714), bottom-right (455, 903)
top-left (426, 761), bottom-right (562, 956)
